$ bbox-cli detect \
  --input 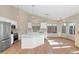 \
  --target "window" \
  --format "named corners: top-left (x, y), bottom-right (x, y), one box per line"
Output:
top-left (62, 26), bottom-right (66, 33)
top-left (74, 26), bottom-right (75, 34)
top-left (69, 26), bottom-right (75, 34)
top-left (47, 26), bottom-right (57, 33)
